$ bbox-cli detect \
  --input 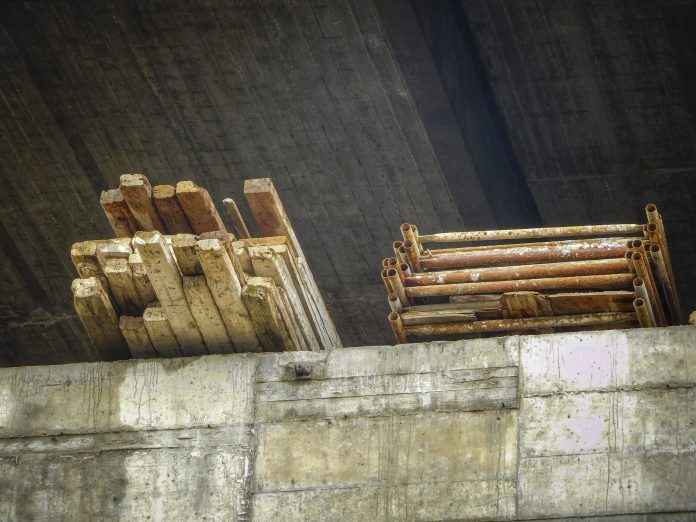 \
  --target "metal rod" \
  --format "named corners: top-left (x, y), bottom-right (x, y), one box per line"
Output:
top-left (397, 246), bottom-right (409, 265)
top-left (411, 224), bottom-right (424, 254)
top-left (631, 252), bottom-right (666, 326)
top-left (387, 268), bottom-right (409, 307)
top-left (633, 298), bottom-right (654, 328)
top-left (649, 244), bottom-right (681, 323)
top-left (388, 293), bottom-right (402, 314)
top-left (646, 204), bottom-right (673, 279)
top-left (632, 277), bottom-right (656, 326)
top-left (403, 239), bottom-right (421, 272)
top-left (400, 263), bottom-right (412, 277)
top-left (419, 224), bottom-right (645, 243)
top-left (393, 241), bottom-right (404, 261)
top-left (429, 237), bottom-right (640, 255)
top-left (421, 238), bottom-right (630, 270)
top-left (405, 273), bottom-right (634, 298)
top-left (381, 269), bottom-right (392, 295)
top-left (406, 258), bottom-right (628, 287)
top-left (388, 312), bottom-right (407, 344)
top-left (404, 312), bottom-right (636, 337)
